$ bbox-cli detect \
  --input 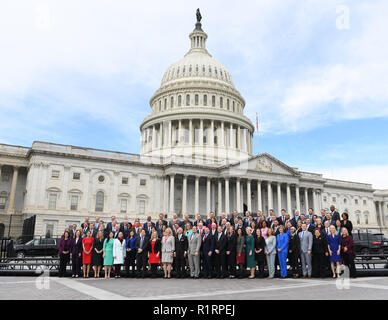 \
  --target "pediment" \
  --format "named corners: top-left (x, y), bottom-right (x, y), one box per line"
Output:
top-left (225, 153), bottom-right (298, 176)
